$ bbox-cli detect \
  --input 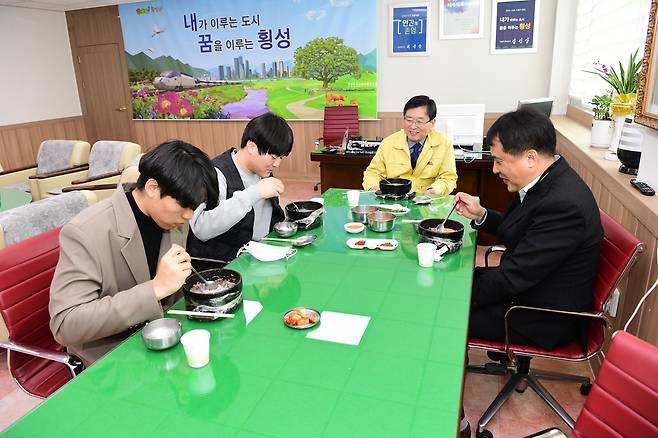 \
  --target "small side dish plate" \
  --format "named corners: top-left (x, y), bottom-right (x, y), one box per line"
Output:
top-left (283, 307), bottom-right (321, 329)
top-left (344, 222), bottom-right (365, 233)
top-left (346, 238), bottom-right (399, 251)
